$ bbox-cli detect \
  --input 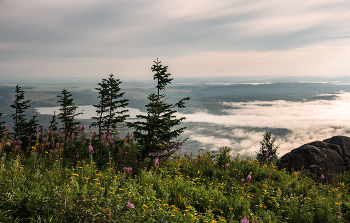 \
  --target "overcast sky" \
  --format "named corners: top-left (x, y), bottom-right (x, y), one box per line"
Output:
top-left (1, 0), bottom-right (350, 80)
